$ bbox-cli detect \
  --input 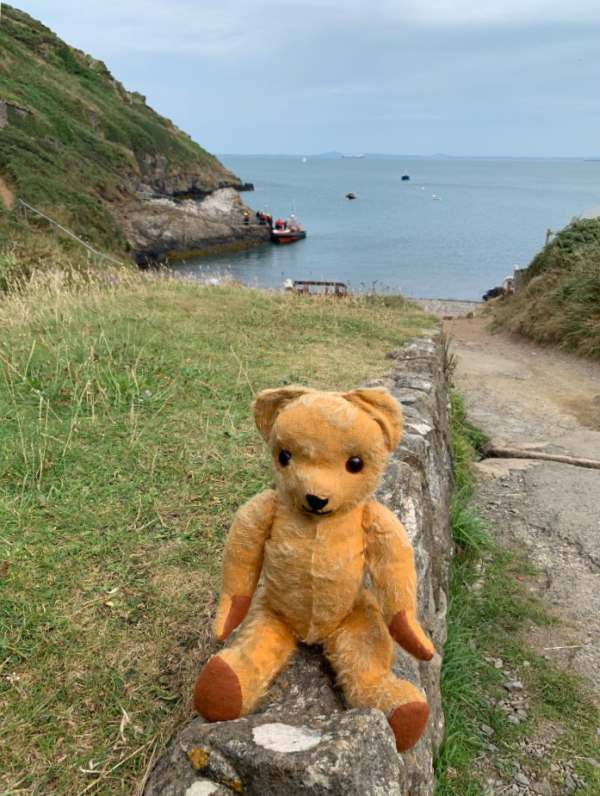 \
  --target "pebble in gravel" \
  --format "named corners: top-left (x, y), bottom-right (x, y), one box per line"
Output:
top-left (504, 680), bottom-right (524, 691)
